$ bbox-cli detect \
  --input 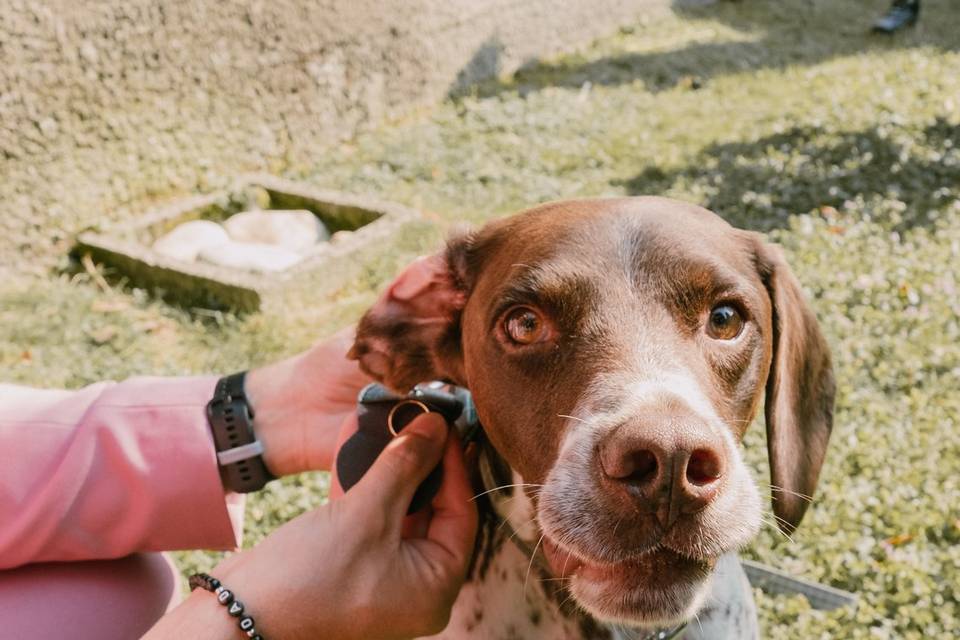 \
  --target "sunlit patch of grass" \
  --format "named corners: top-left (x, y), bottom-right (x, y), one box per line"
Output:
top-left (2, 0), bottom-right (958, 635)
